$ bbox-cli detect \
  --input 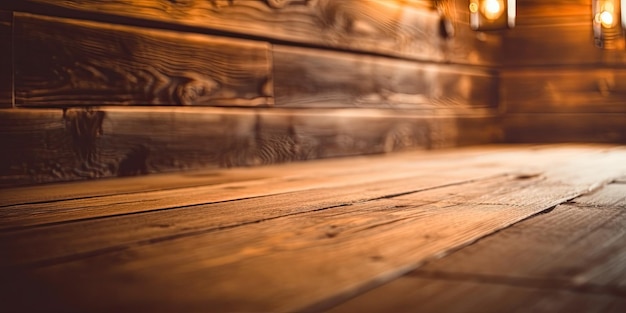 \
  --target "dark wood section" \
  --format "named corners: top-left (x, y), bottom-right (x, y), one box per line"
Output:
top-left (1, 146), bottom-right (625, 312)
top-left (501, 69), bottom-right (626, 113)
top-left (273, 46), bottom-right (498, 109)
top-left (0, 107), bottom-right (499, 186)
top-left (14, 13), bottom-right (273, 107)
top-left (15, 0), bottom-right (502, 66)
top-left (0, 11), bottom-right (11, 107)
top-left (504, 113), bottom-right (626, 143)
